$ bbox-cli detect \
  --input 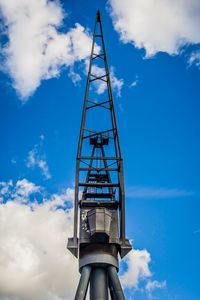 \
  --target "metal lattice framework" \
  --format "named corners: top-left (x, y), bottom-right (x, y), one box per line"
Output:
top-left (68, 10), bottom-right (132, 299)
